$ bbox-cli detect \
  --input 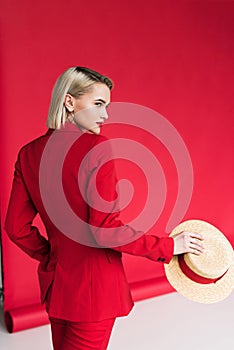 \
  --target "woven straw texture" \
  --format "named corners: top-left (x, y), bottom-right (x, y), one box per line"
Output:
top-left (164, 220), bottom-right (234, 304)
